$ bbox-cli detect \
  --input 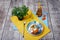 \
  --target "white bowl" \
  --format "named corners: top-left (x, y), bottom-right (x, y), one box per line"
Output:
top-left (27, 21), bottom-right (43, 36)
